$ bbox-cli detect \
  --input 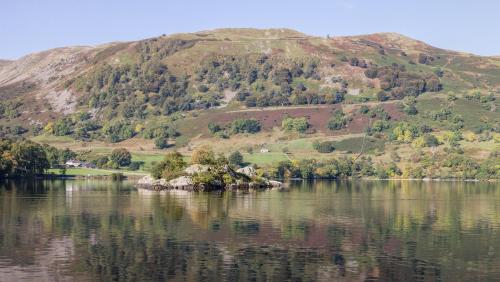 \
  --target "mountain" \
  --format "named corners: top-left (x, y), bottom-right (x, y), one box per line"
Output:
top-left (0, 29), bottom-right (498, 123)
top-left (0, 29), bottom-right (498, 174)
